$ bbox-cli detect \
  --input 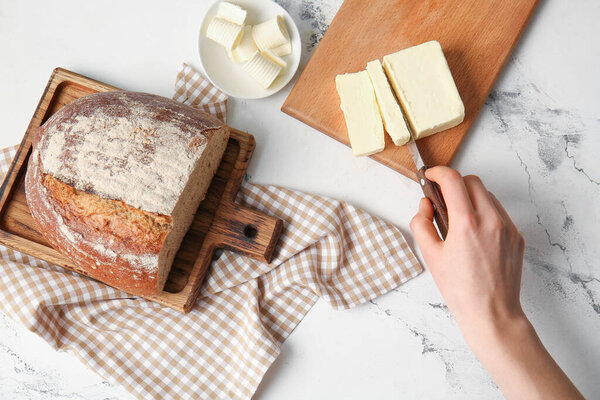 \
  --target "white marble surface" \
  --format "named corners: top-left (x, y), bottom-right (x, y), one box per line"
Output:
top-left (0, 0), bottom-right (598, 398)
